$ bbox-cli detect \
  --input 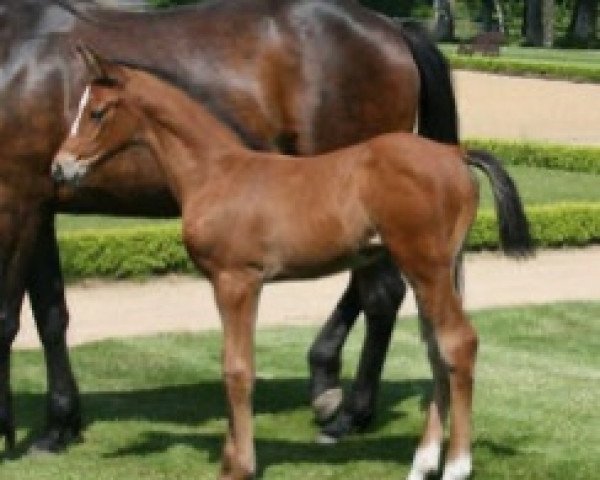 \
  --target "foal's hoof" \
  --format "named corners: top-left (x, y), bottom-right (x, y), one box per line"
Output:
top-left (441, 454), bottom-right (472, 480)
top-left (311, 387), bottom-right (343, 424)
top-left (407, 443), bottom-right (441, 480)
top-left (29, 427), bottom-right (82, 455)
